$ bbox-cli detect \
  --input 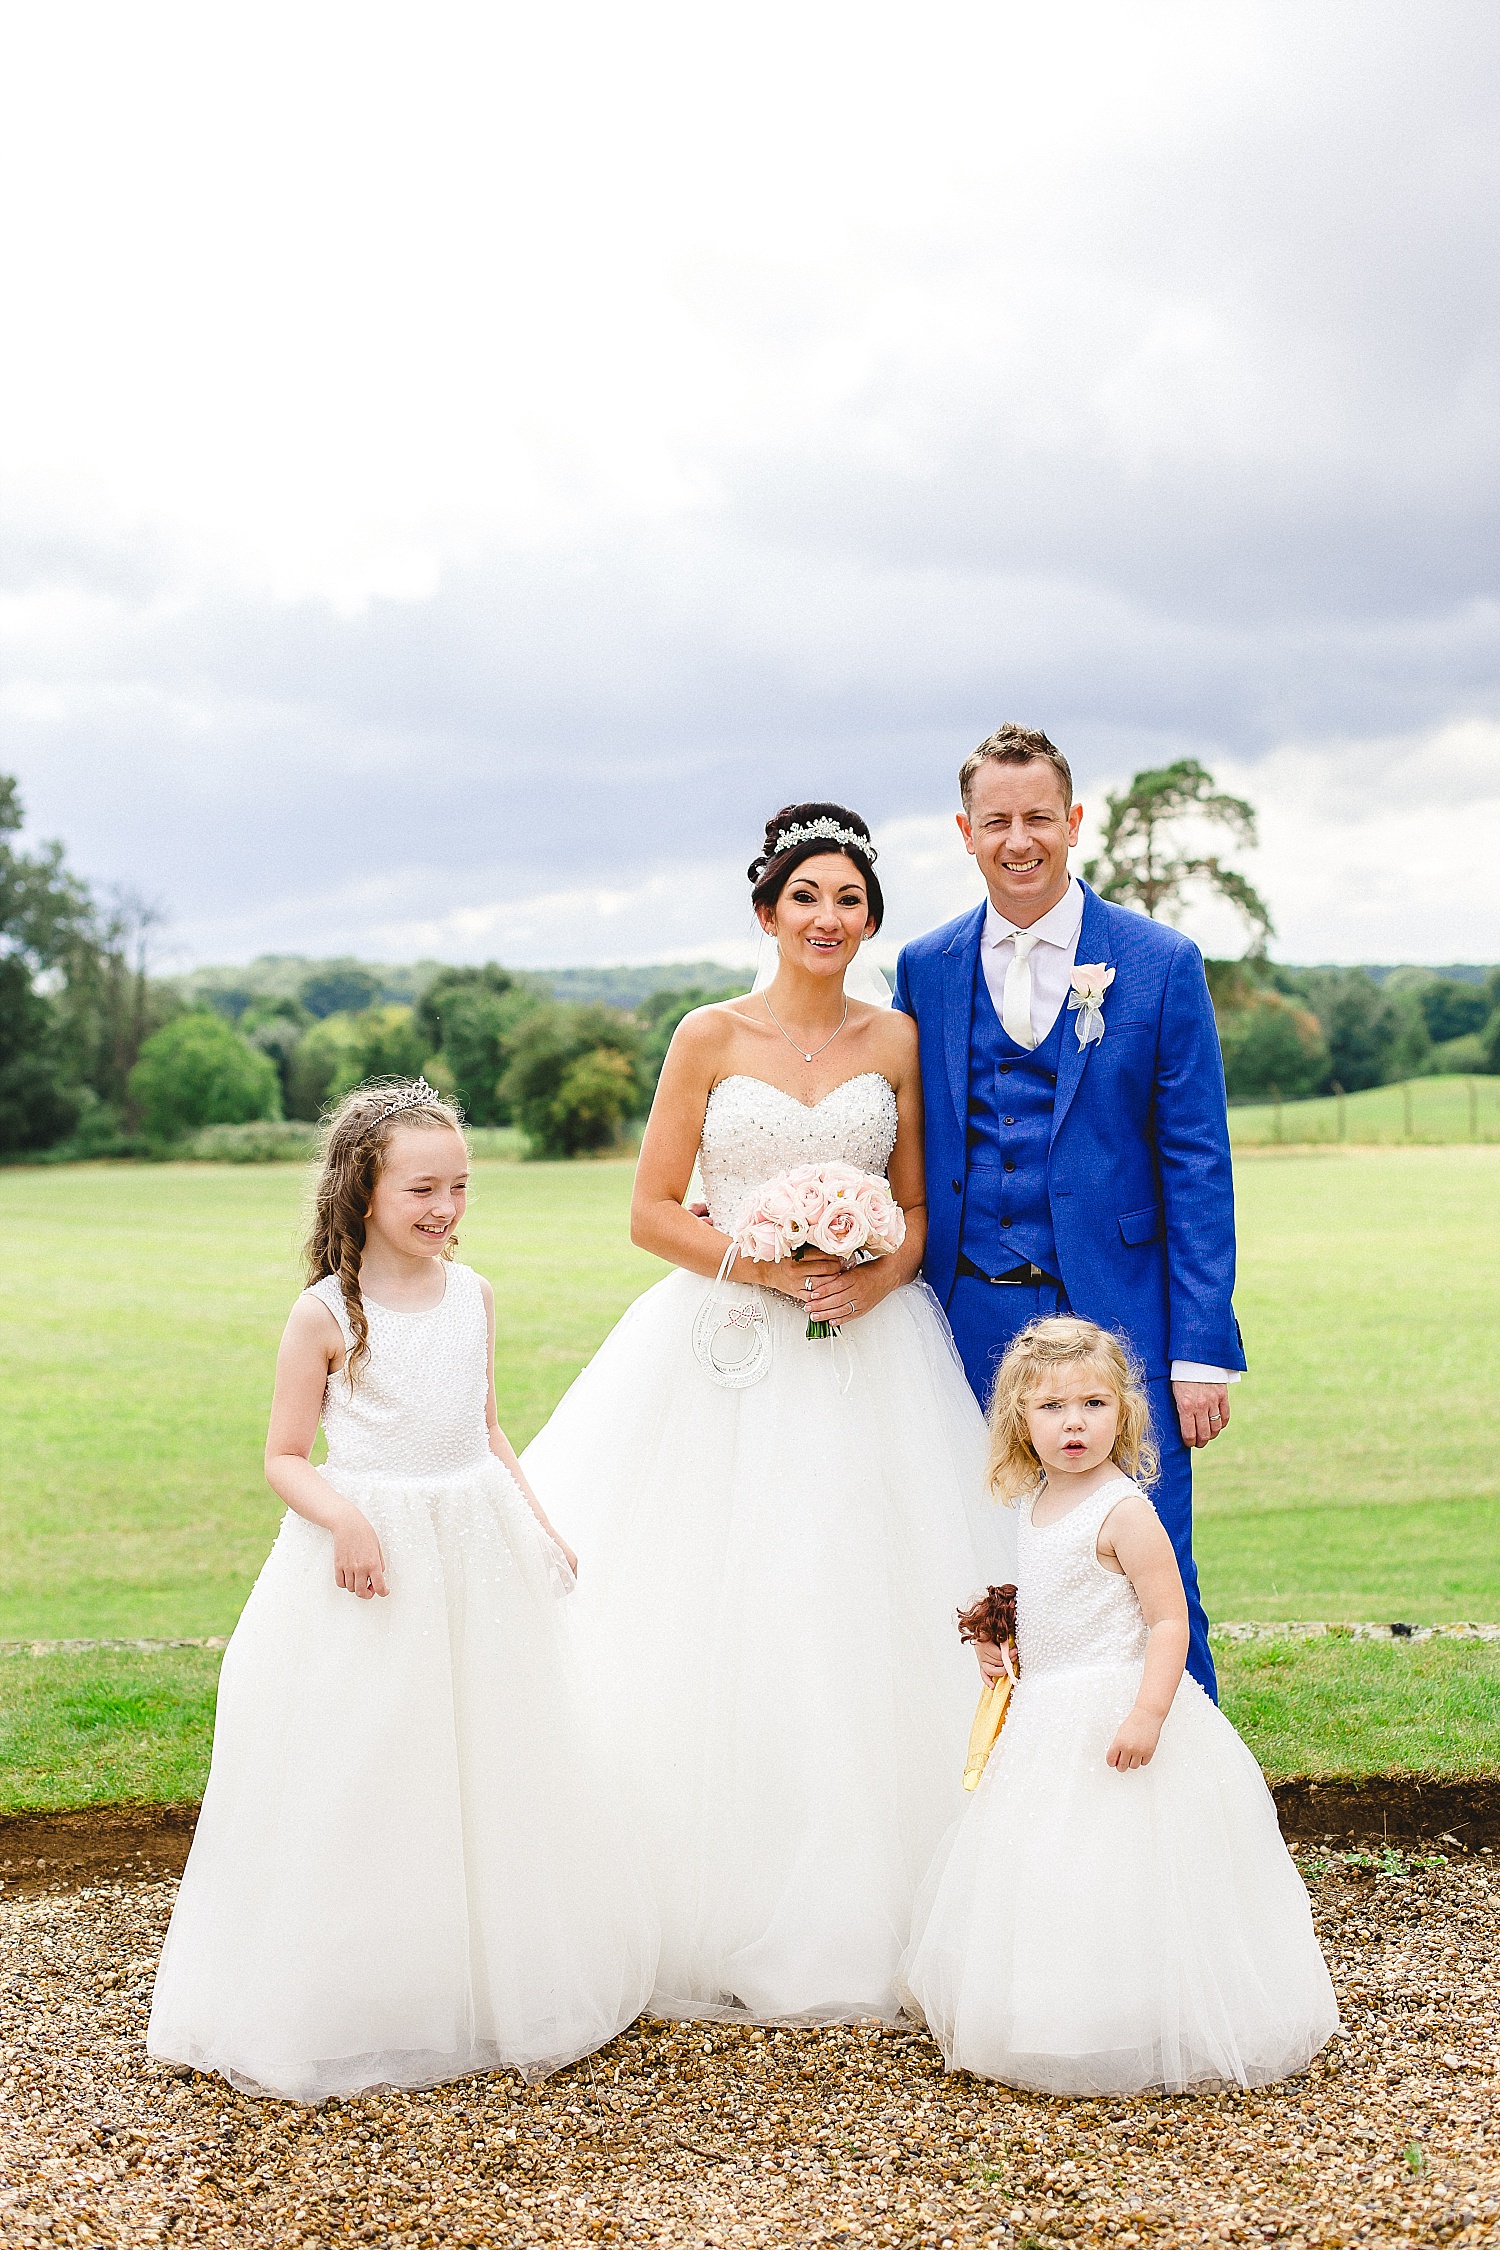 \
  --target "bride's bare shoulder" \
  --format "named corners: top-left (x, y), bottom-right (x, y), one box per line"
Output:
top-left (663, 996), bottom-right (759, 1067)
top-left (851, 1000), bottom-right (918, 1061)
